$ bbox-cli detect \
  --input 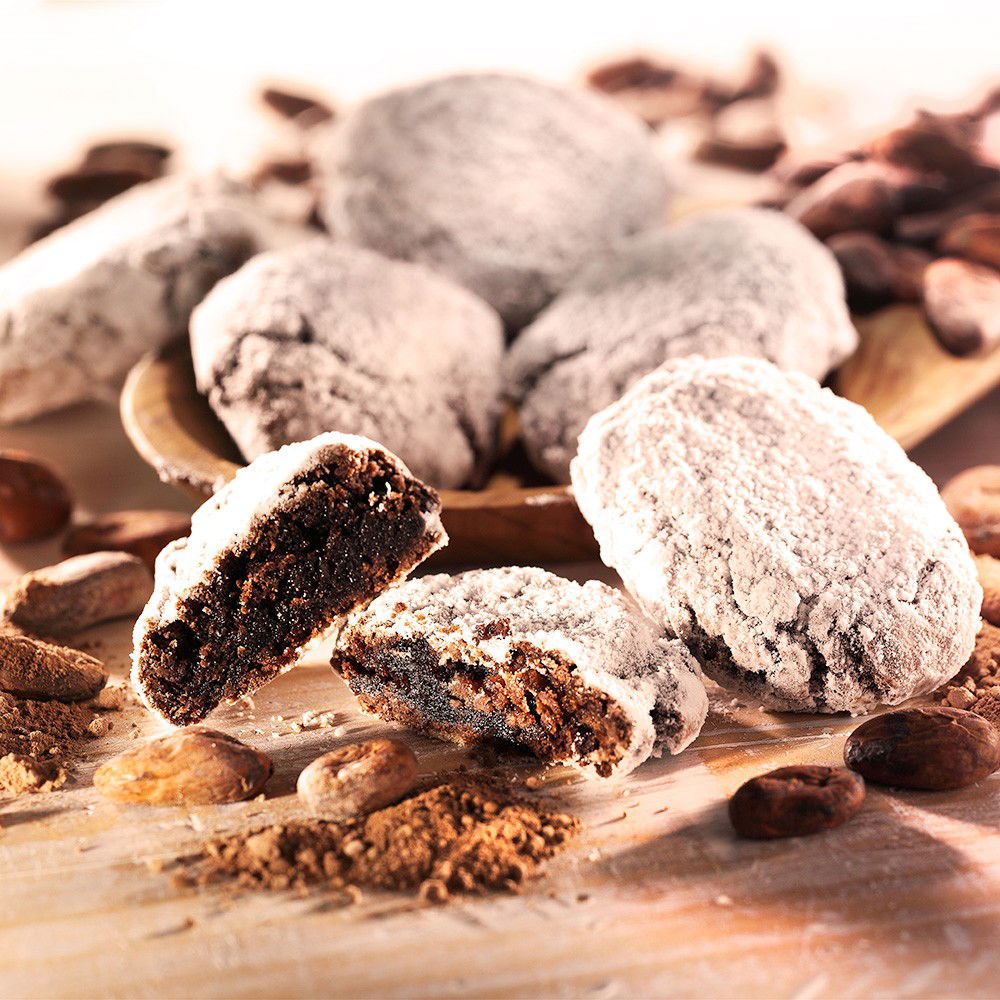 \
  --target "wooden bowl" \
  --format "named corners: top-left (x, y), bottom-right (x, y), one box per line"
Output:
top-left (121, 308), bottom-right (1000, 565)
top-left (120, 340), bottom-right (596, 566)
